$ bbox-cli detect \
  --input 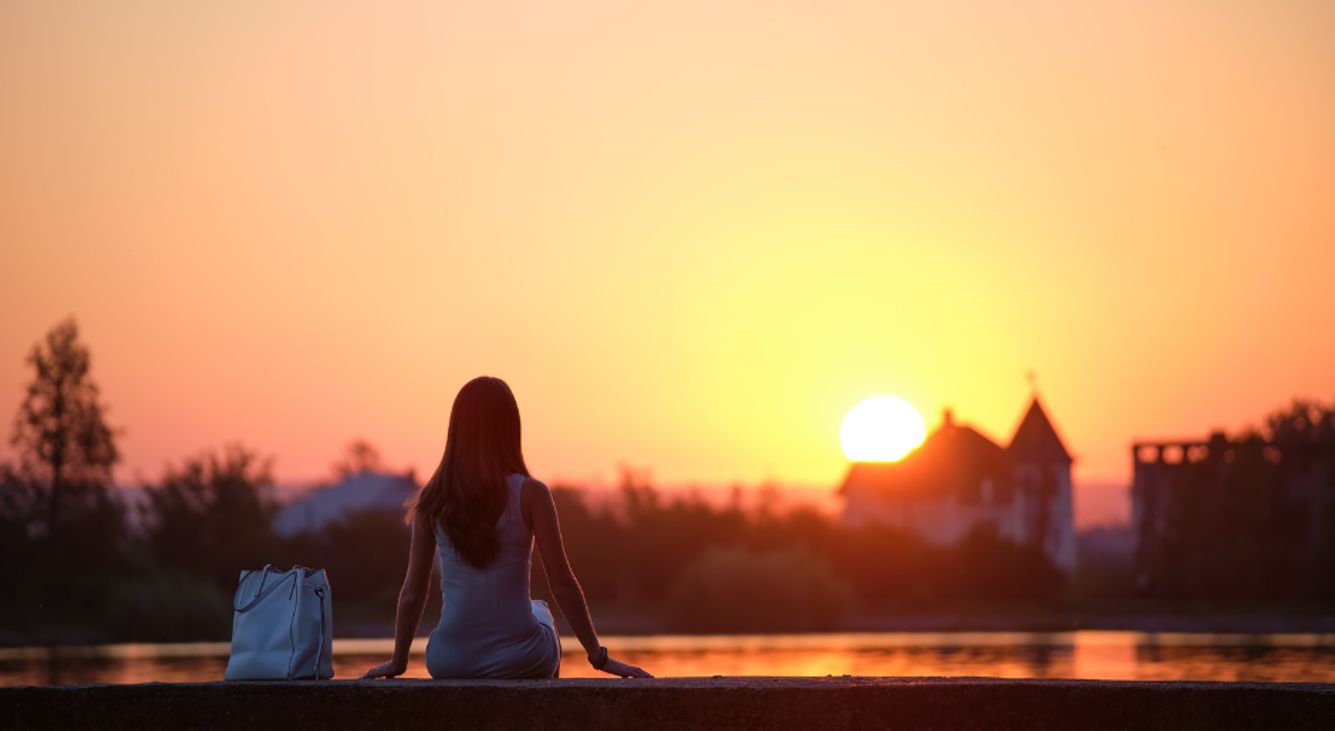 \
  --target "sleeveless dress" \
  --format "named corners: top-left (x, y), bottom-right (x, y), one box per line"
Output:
top-left (425, 473), bottom-right (562, 679)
